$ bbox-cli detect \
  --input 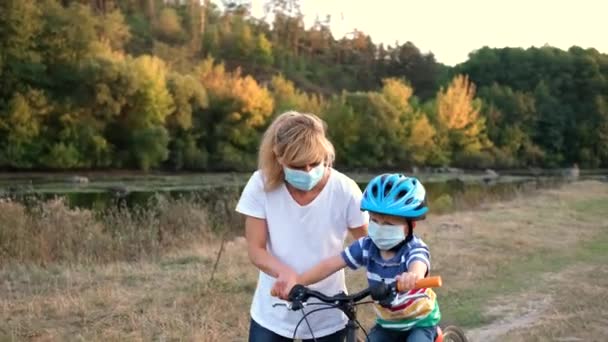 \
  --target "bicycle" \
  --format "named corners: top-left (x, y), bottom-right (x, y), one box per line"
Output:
top-left (272, 276), bottom-right (468, 342)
